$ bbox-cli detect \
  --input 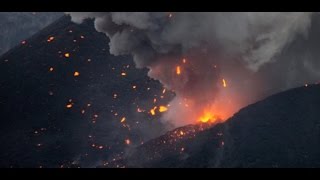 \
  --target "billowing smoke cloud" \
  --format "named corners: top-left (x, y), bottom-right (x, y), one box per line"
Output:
top-left (67, 12), bottom-right (317, 127)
